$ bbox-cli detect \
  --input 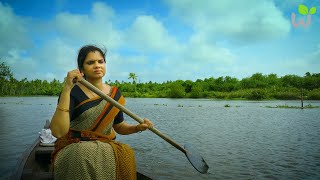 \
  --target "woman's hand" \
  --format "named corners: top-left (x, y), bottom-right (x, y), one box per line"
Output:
top-left (136, 118), bottom-right (154, 132)
top-left (63, 69), bottom-right (84, 91)
top-left (113, 118), bottom-right (154, 135)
